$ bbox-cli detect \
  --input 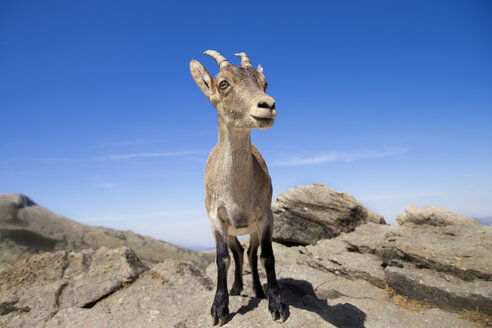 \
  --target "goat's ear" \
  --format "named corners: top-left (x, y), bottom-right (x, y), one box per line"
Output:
top-left (190, 60), bottom-right (214, 99)
top-left (257, 64), bottom-right (263, 74)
